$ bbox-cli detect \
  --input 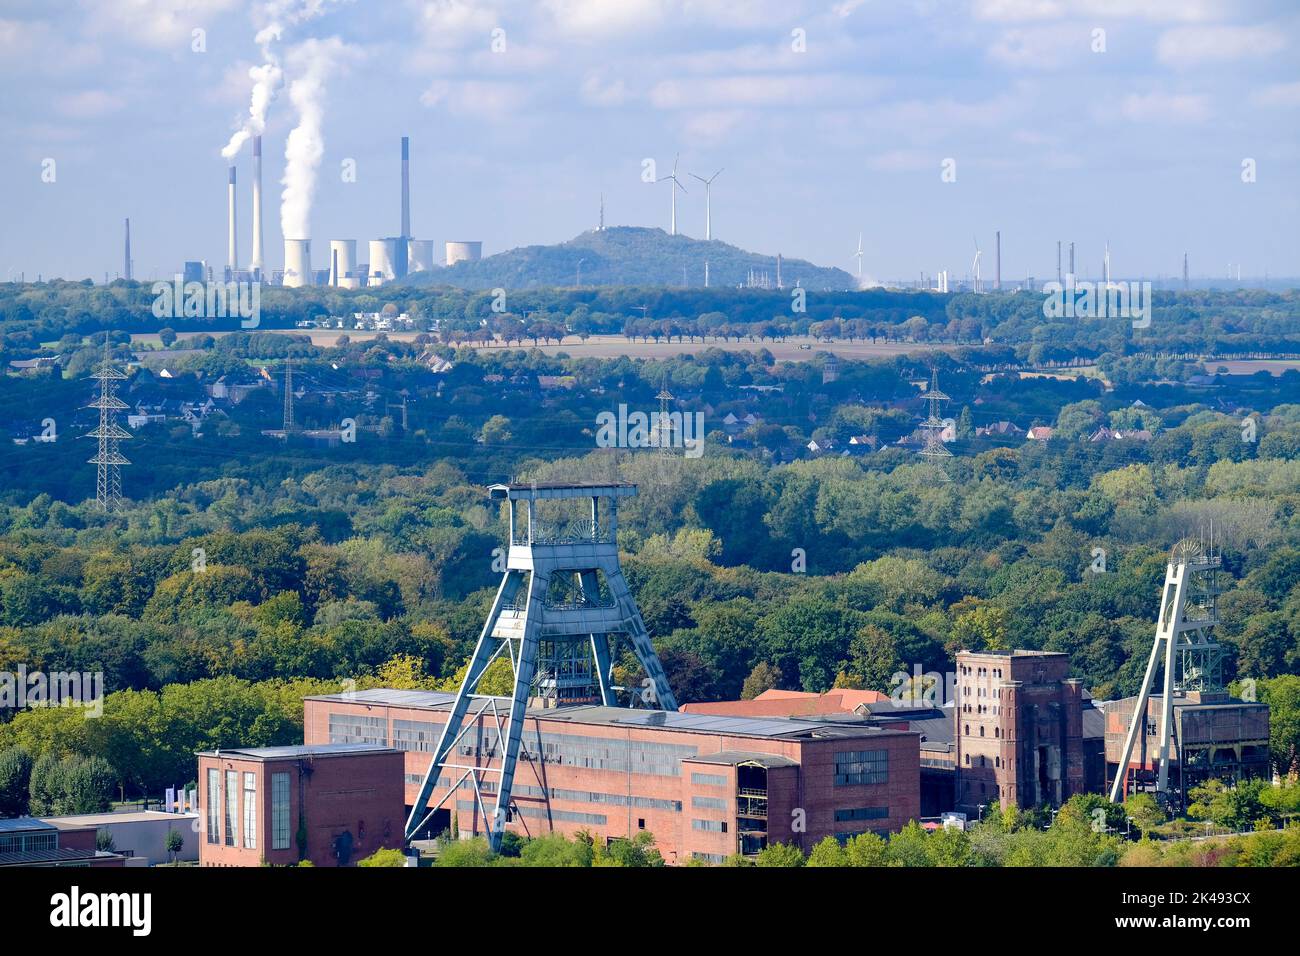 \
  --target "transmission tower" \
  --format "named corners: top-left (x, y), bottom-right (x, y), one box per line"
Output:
top-left (84, 337), bottom-right (131, 511)
top-left (1109, 537), bottom-right (1226, 806)
top-left (918, 367), bottom-right (952, 460)
top-left (282, 357), bottom-right (296, 434)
